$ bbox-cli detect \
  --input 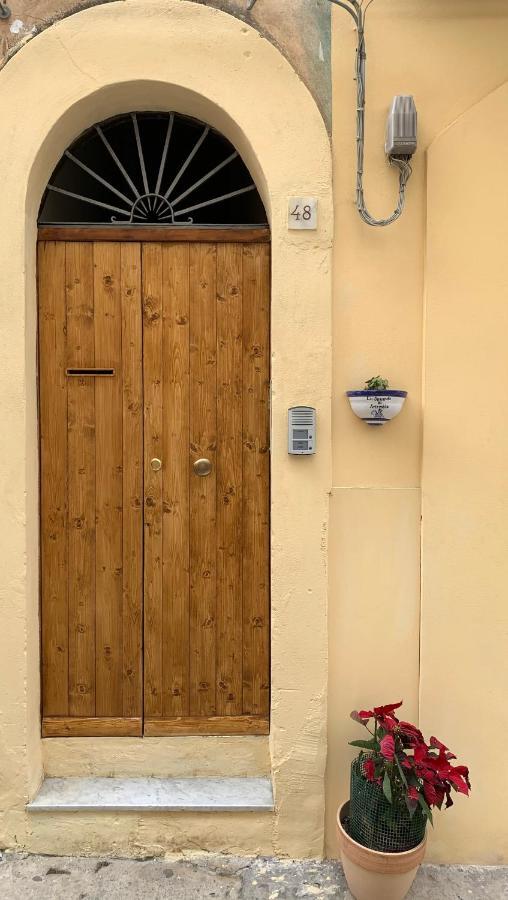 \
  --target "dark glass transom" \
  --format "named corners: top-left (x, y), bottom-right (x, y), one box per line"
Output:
top-left (39, 112), bottom-right (267, 227)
